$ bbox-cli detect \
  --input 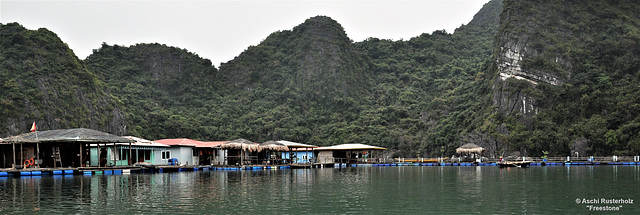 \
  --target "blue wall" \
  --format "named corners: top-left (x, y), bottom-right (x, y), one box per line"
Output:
top-left (282, 151), bottom-right (315, 163)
